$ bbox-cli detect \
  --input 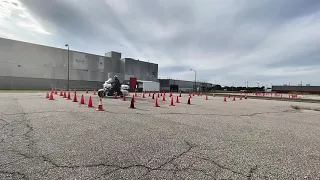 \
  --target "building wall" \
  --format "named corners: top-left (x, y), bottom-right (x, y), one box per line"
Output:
top-left (159, 79), bottom-right (201, 92)
top-left (0, 38), bottom-right (160, 90)
top-left (272, 86), bottom-right (320, 93)
top-left (0, 76), bottom-right (103, 90)
top-left (0, 38), bottom-right (126, 90)
top-left (122, 58), bottom-right (158, 81)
